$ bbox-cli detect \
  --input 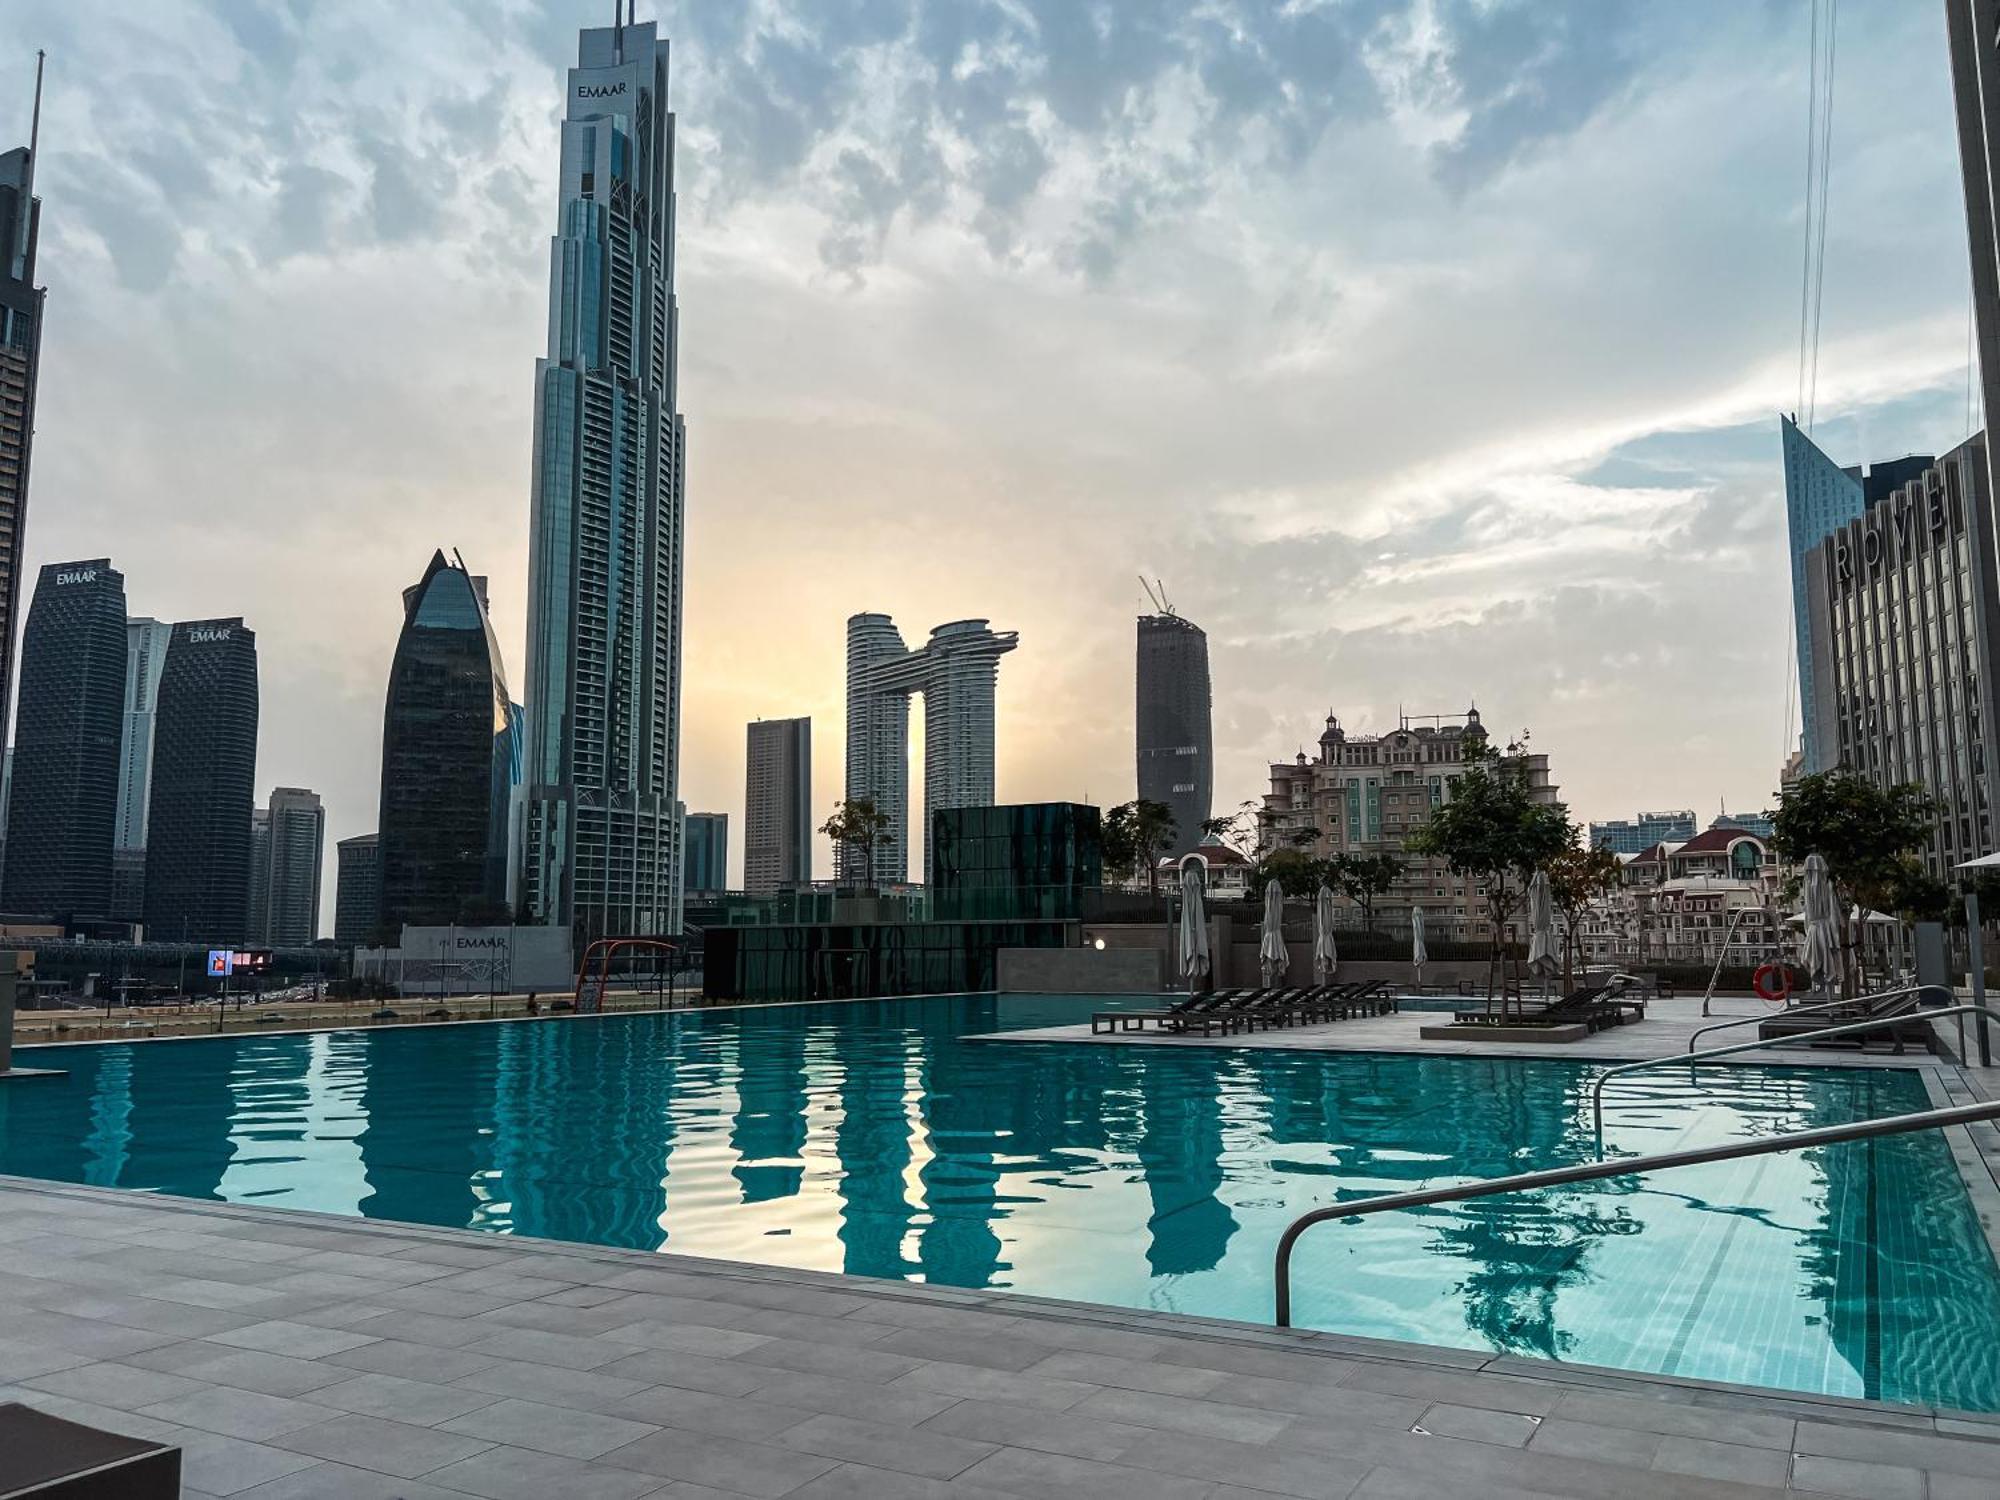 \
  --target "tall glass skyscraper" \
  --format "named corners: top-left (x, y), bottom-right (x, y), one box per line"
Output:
top-left (2, 560), bottom-right (127, 918)
top-left (112, 617), bottom-right (173, 921)
top-left (248, 786), bottom-right (324, 946)
top-left (519, 18), bottom-right (687, 944)
top-left (380, 550), bottom-right (518, 933)
top-left (144, 619), bottom-right (258, 945)
top-left (0, 62), bottom-right (48, 770)
top-left (1135, 611), bottom-right (1212, 854)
